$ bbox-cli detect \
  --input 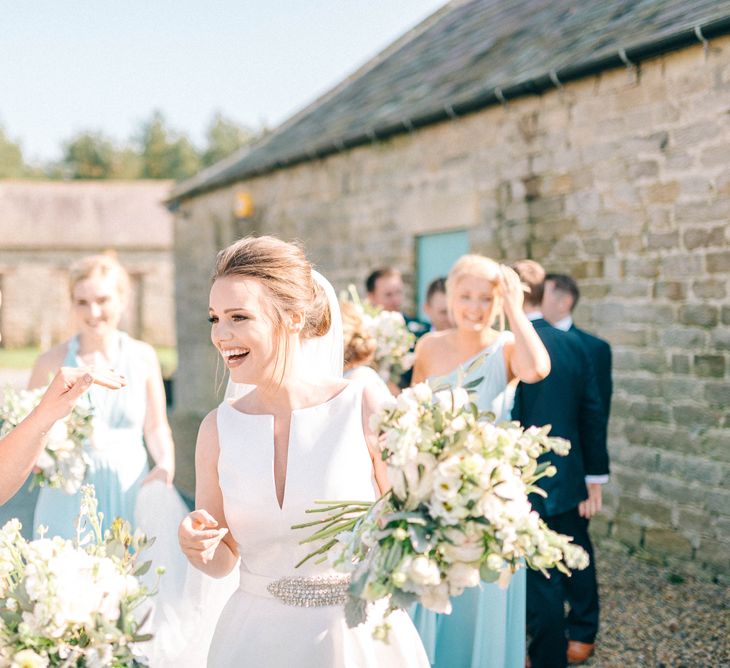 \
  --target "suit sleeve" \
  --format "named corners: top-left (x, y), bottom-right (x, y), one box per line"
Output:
top-left (577, 347), bottom-right (610, 477)
top-left (597, 340), bottom-right (613, 419)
